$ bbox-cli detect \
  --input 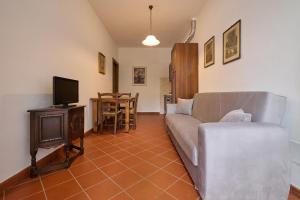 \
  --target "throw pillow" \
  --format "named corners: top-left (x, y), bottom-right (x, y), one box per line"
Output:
top-left (220, 109), bottom-right (252, 122)
top-left (176, 98), bottom-right (194, 115)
